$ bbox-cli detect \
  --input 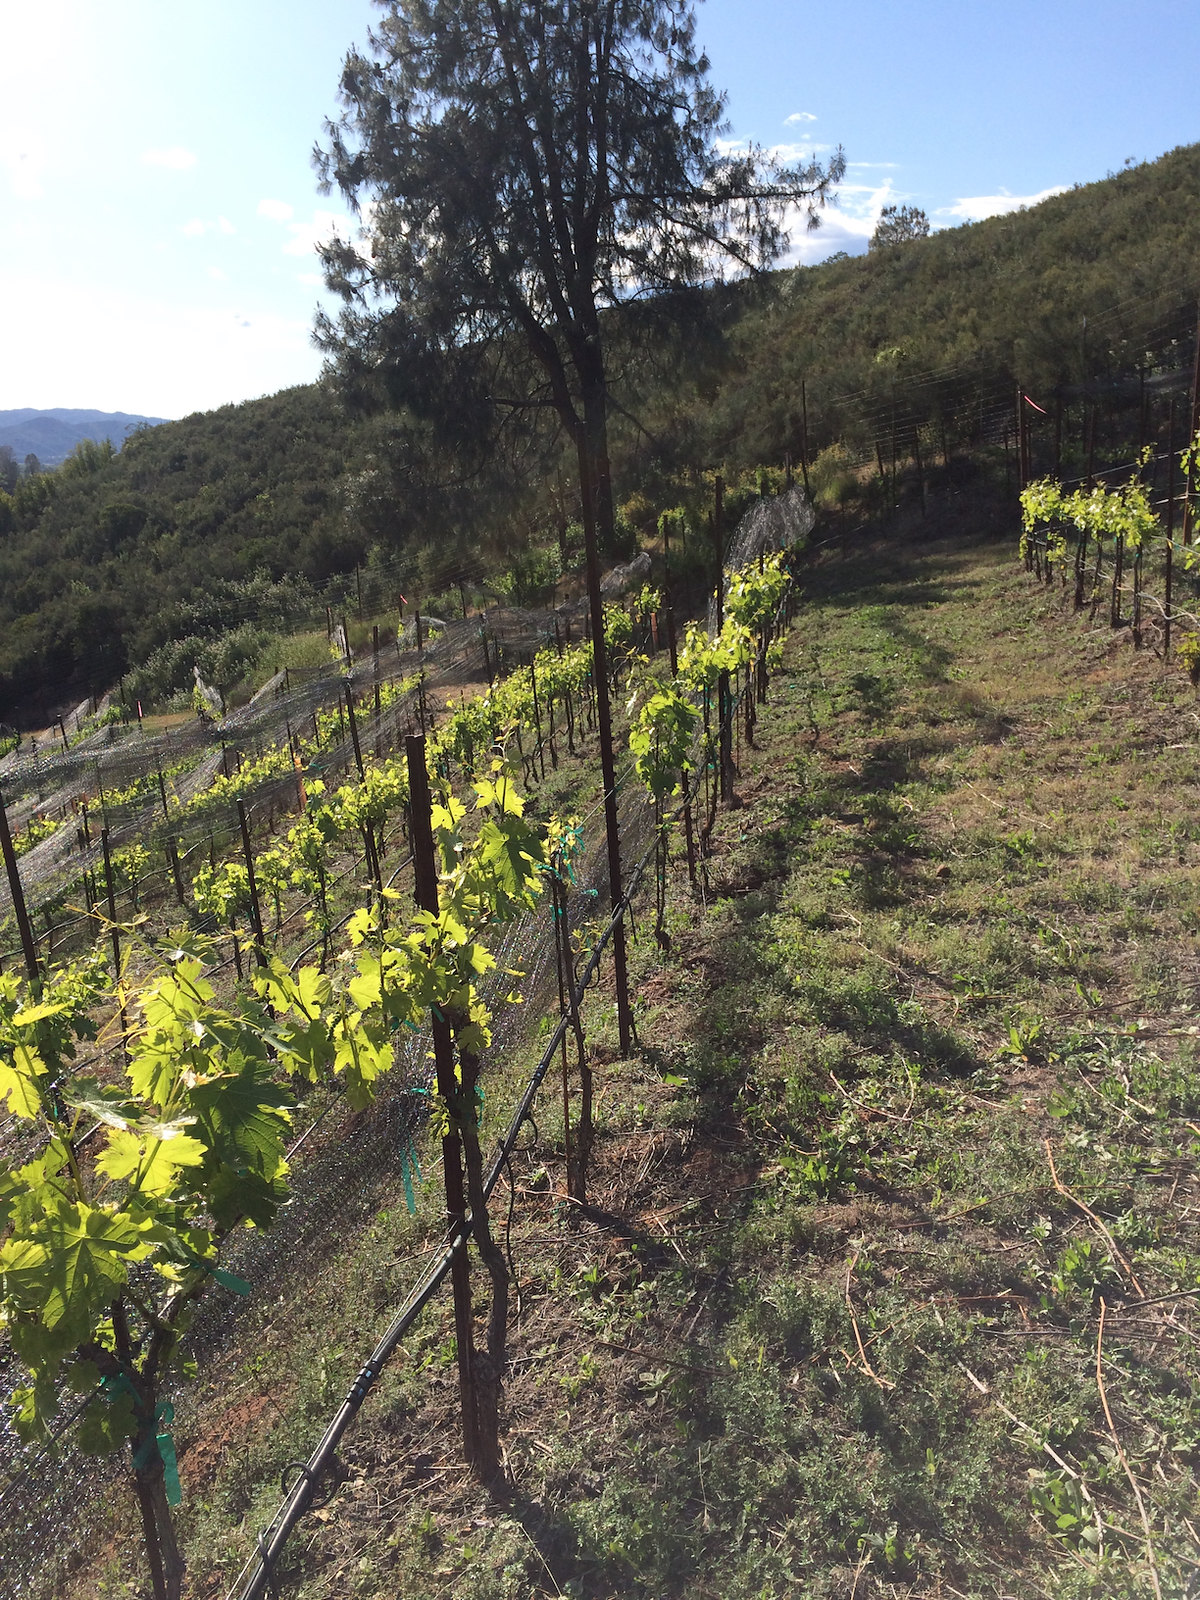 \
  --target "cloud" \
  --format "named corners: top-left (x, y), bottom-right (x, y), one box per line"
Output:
top-left (208, 266), bottom-right (229, 283)
top-left (779, 178), bottom-right (905, 266)
top-left (785, 112), bottom-right (817, 126)
top-left (258, 198), bottom-right (294, 223)
top-left (141, 146), bottom-right (198, 171)
top-left (295, 271), bottom-right (324, 288)
top-left (939, 185), bottom-right (1067, 222)
top-left (769, 141), bottom-right (834, 163)
top-left (716, 137), bottom-right (834, 165)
